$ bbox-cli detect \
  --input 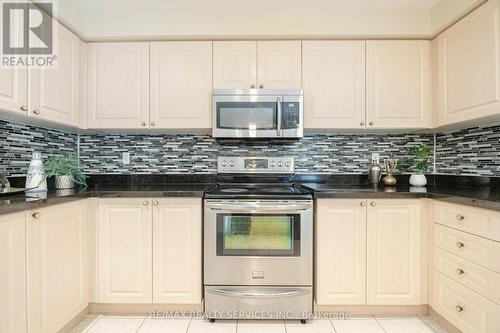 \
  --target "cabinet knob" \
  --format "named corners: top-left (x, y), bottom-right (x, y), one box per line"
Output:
top-left (20, 106), bottom-right (28, 112)
top-left (360, 202), bottom-right (366, 207)
top-left (456, 215), bottom-right (465, 221)
top-left (259, 84), bottom-right (264, 89)
top-left (151, 122), bottom-right (155, 127)
top-left (455, 305), bottom-right (464, 312)
top-left (33, 109), bottom-right (40, 115)
top-left (360, 122), bottom-right (365, 126)
top-left (32, 212), bottom-right (41, 219)
top-left (141, 122), bottom-right (146, 126)
top-left (370, 202), bottom-right (376, 207)
top-left (456, 242), bottom-right (465, 248)
top-left (250, 84), bottom-right (256, 88)
top-left (143, 201), bottom-right (149, 206)
top-left (456, 268), bottom-right (464, 275)
top-left (369, 121), bottom-right (374, 126)
top-left (153, 201), bottom-right (159, 206)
